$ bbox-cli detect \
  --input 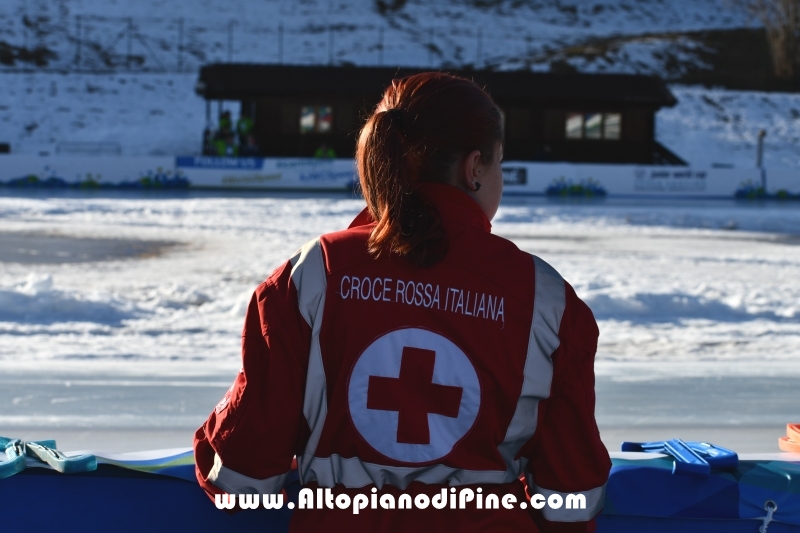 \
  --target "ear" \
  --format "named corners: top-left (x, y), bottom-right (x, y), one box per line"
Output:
top-left (459, 149), bottom-right (482, 191)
